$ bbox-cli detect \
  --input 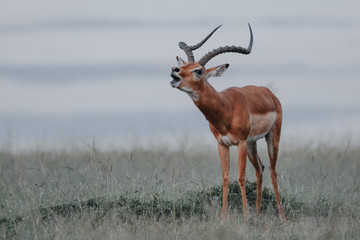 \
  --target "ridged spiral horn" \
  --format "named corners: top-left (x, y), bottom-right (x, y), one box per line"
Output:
top-left (198, 23), bottom-right (253, 66)
top-left (178, 25), bottom-right (222, 62)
